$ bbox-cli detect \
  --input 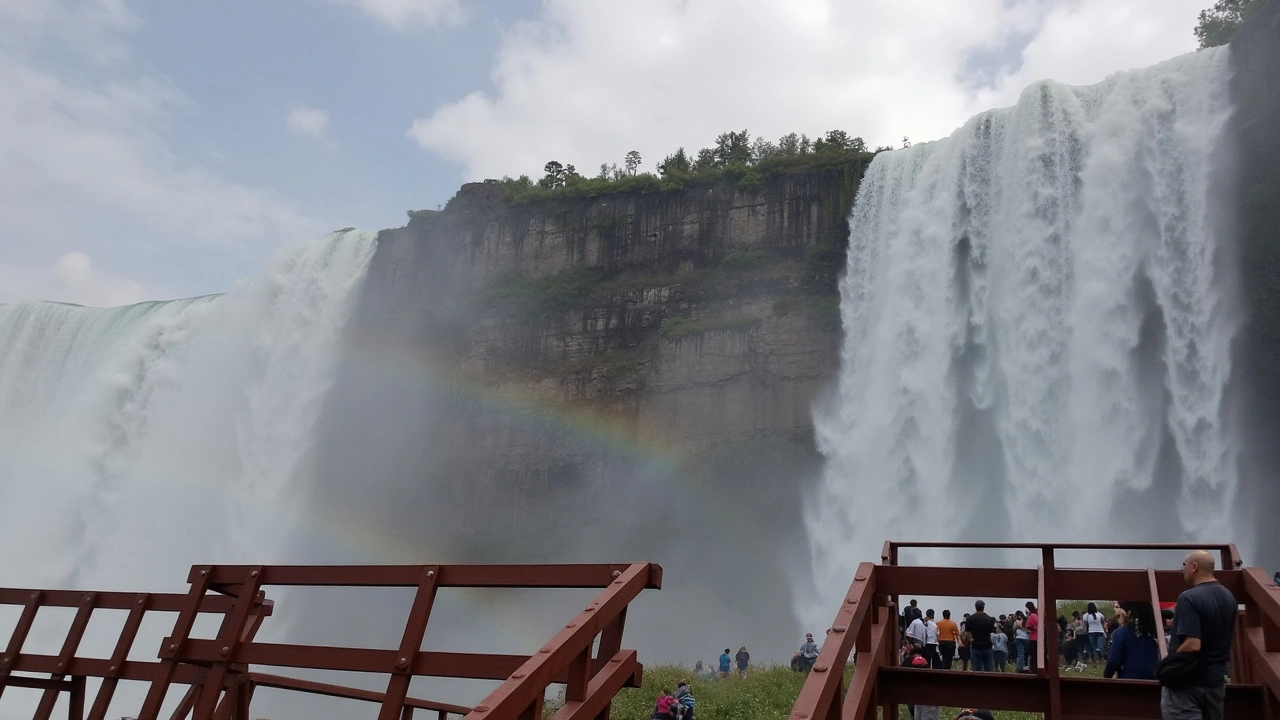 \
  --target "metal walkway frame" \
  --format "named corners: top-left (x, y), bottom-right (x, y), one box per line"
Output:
top-left (0, 563), bottom-right (662, 720)
top-left (791, 542), bottom-right (1280, 720)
